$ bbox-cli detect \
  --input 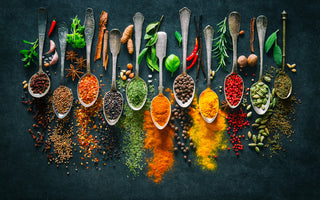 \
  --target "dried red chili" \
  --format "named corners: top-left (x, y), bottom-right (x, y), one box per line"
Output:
top-left (48, 19), bottom-right (56, 37)
top-left (186, 38), bottom-right (198, 61)
top-left (225, 74), bottom-right (243, 106)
